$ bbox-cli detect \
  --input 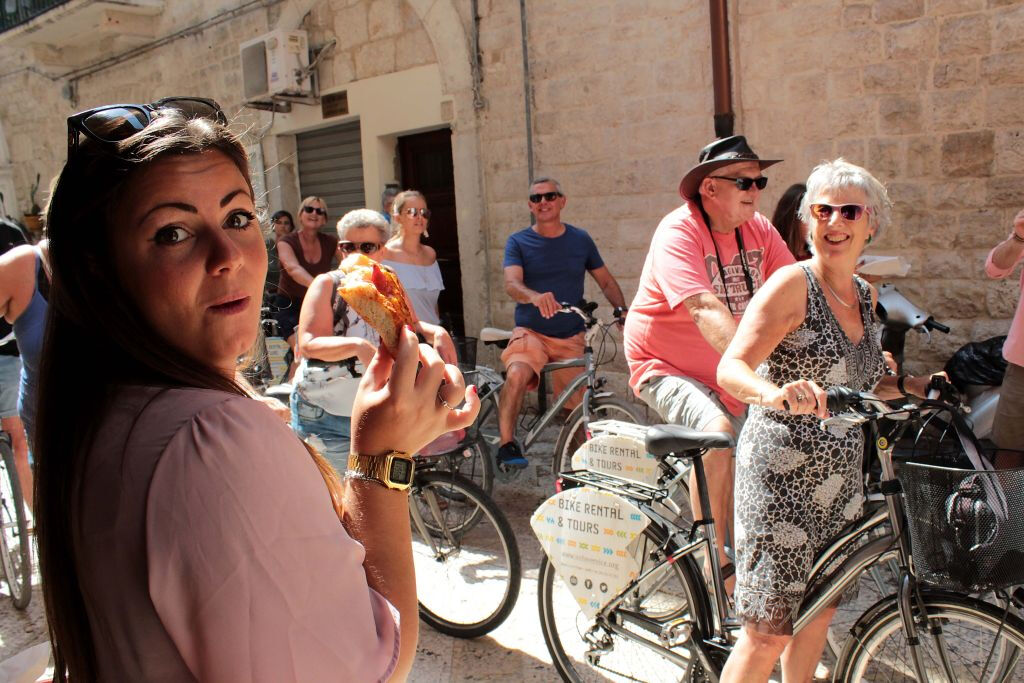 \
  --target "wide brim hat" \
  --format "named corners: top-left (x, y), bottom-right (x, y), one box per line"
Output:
top-left (678, 135), bottom-right (782, 200)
